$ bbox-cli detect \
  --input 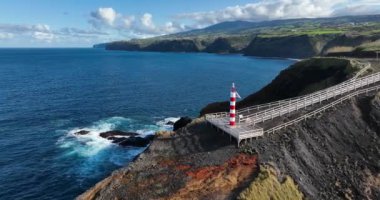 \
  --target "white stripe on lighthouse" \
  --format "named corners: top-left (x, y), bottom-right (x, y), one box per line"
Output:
top-left (230, 83), bottom-right (237, 126)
